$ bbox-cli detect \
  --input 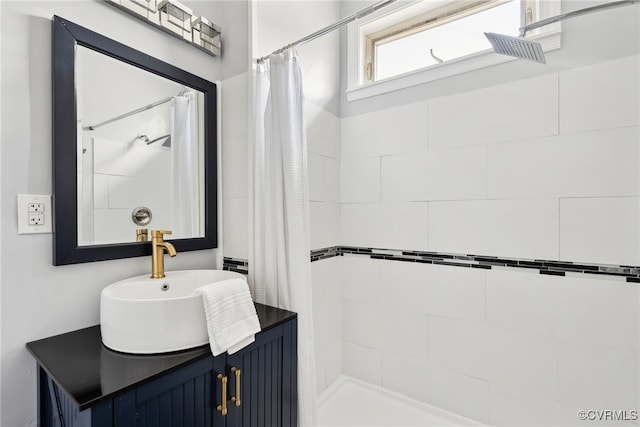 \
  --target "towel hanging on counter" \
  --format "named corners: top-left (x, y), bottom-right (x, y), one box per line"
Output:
top-left (195, 278), bottom-right (261, 356)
